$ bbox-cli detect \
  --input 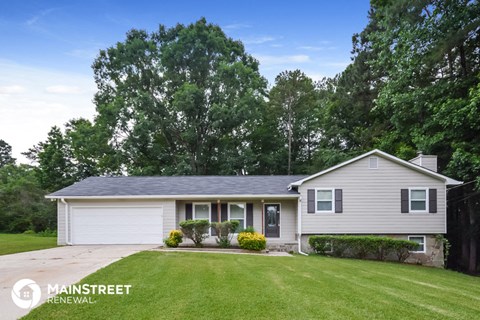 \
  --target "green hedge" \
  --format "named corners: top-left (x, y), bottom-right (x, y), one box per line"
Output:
top-left (308, 235), bottom-right (419, 262)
